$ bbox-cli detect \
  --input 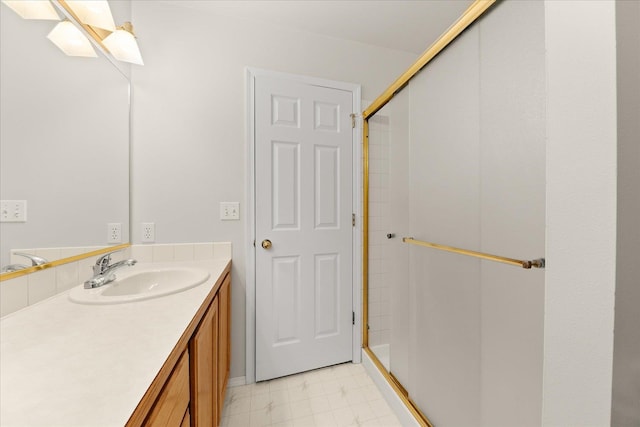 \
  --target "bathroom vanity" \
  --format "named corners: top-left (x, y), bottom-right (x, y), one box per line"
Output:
top-left (0, 257), bottom-right (231, 427)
